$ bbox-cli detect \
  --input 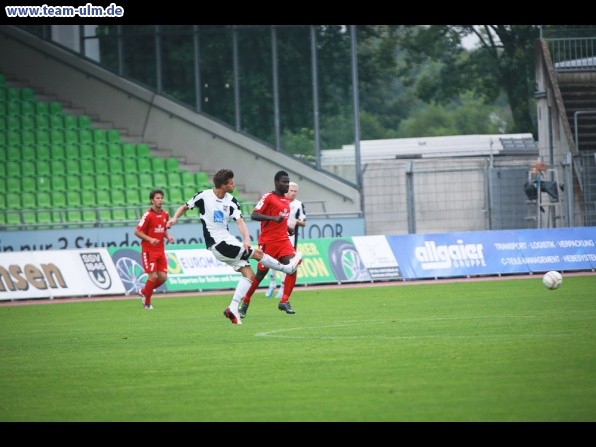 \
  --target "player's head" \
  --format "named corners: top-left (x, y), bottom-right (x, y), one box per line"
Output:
top-left (149, 189), bottom-right (165, 209)
top-left (274, 170), bottom-right (290, 195)
top-left (213, 169), bottom-right (235, 191)
top-left (287, 181), bottom-right (299, 200)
